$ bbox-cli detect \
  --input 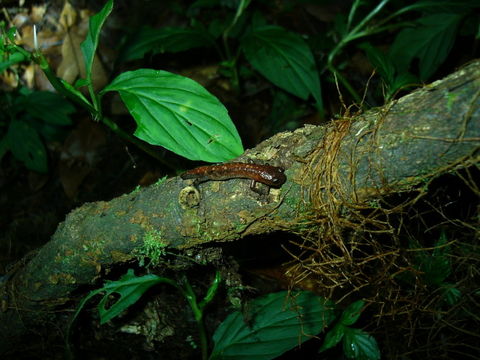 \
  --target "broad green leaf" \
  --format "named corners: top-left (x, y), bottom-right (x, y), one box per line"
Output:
top-left (343, 328), bottom-right (380, 360)
top-left (80, 0), bottom-right (113, 81)
top-left (119, 26), bottom-right (215, 62)
top-left (210, 290), bottom-right (335, 360)
top-left (67, 269), bottom-right (177, 346)
top-left (340, 300), bottom-right (365, 326)
top-left (97, 269), bottom-right (175, 324)
top-left (7, 120), bottom-right (47, 172)
top-left (389, 13), bottom-right (462, 80)
top-left (101, 69), bottom-right (243, 162)
top-left (241, 25), bottom-right (323, 111)
top-left (21, 91), bottom-right (75, 125)
top-left (319, 323), bottom-right (346, 353)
